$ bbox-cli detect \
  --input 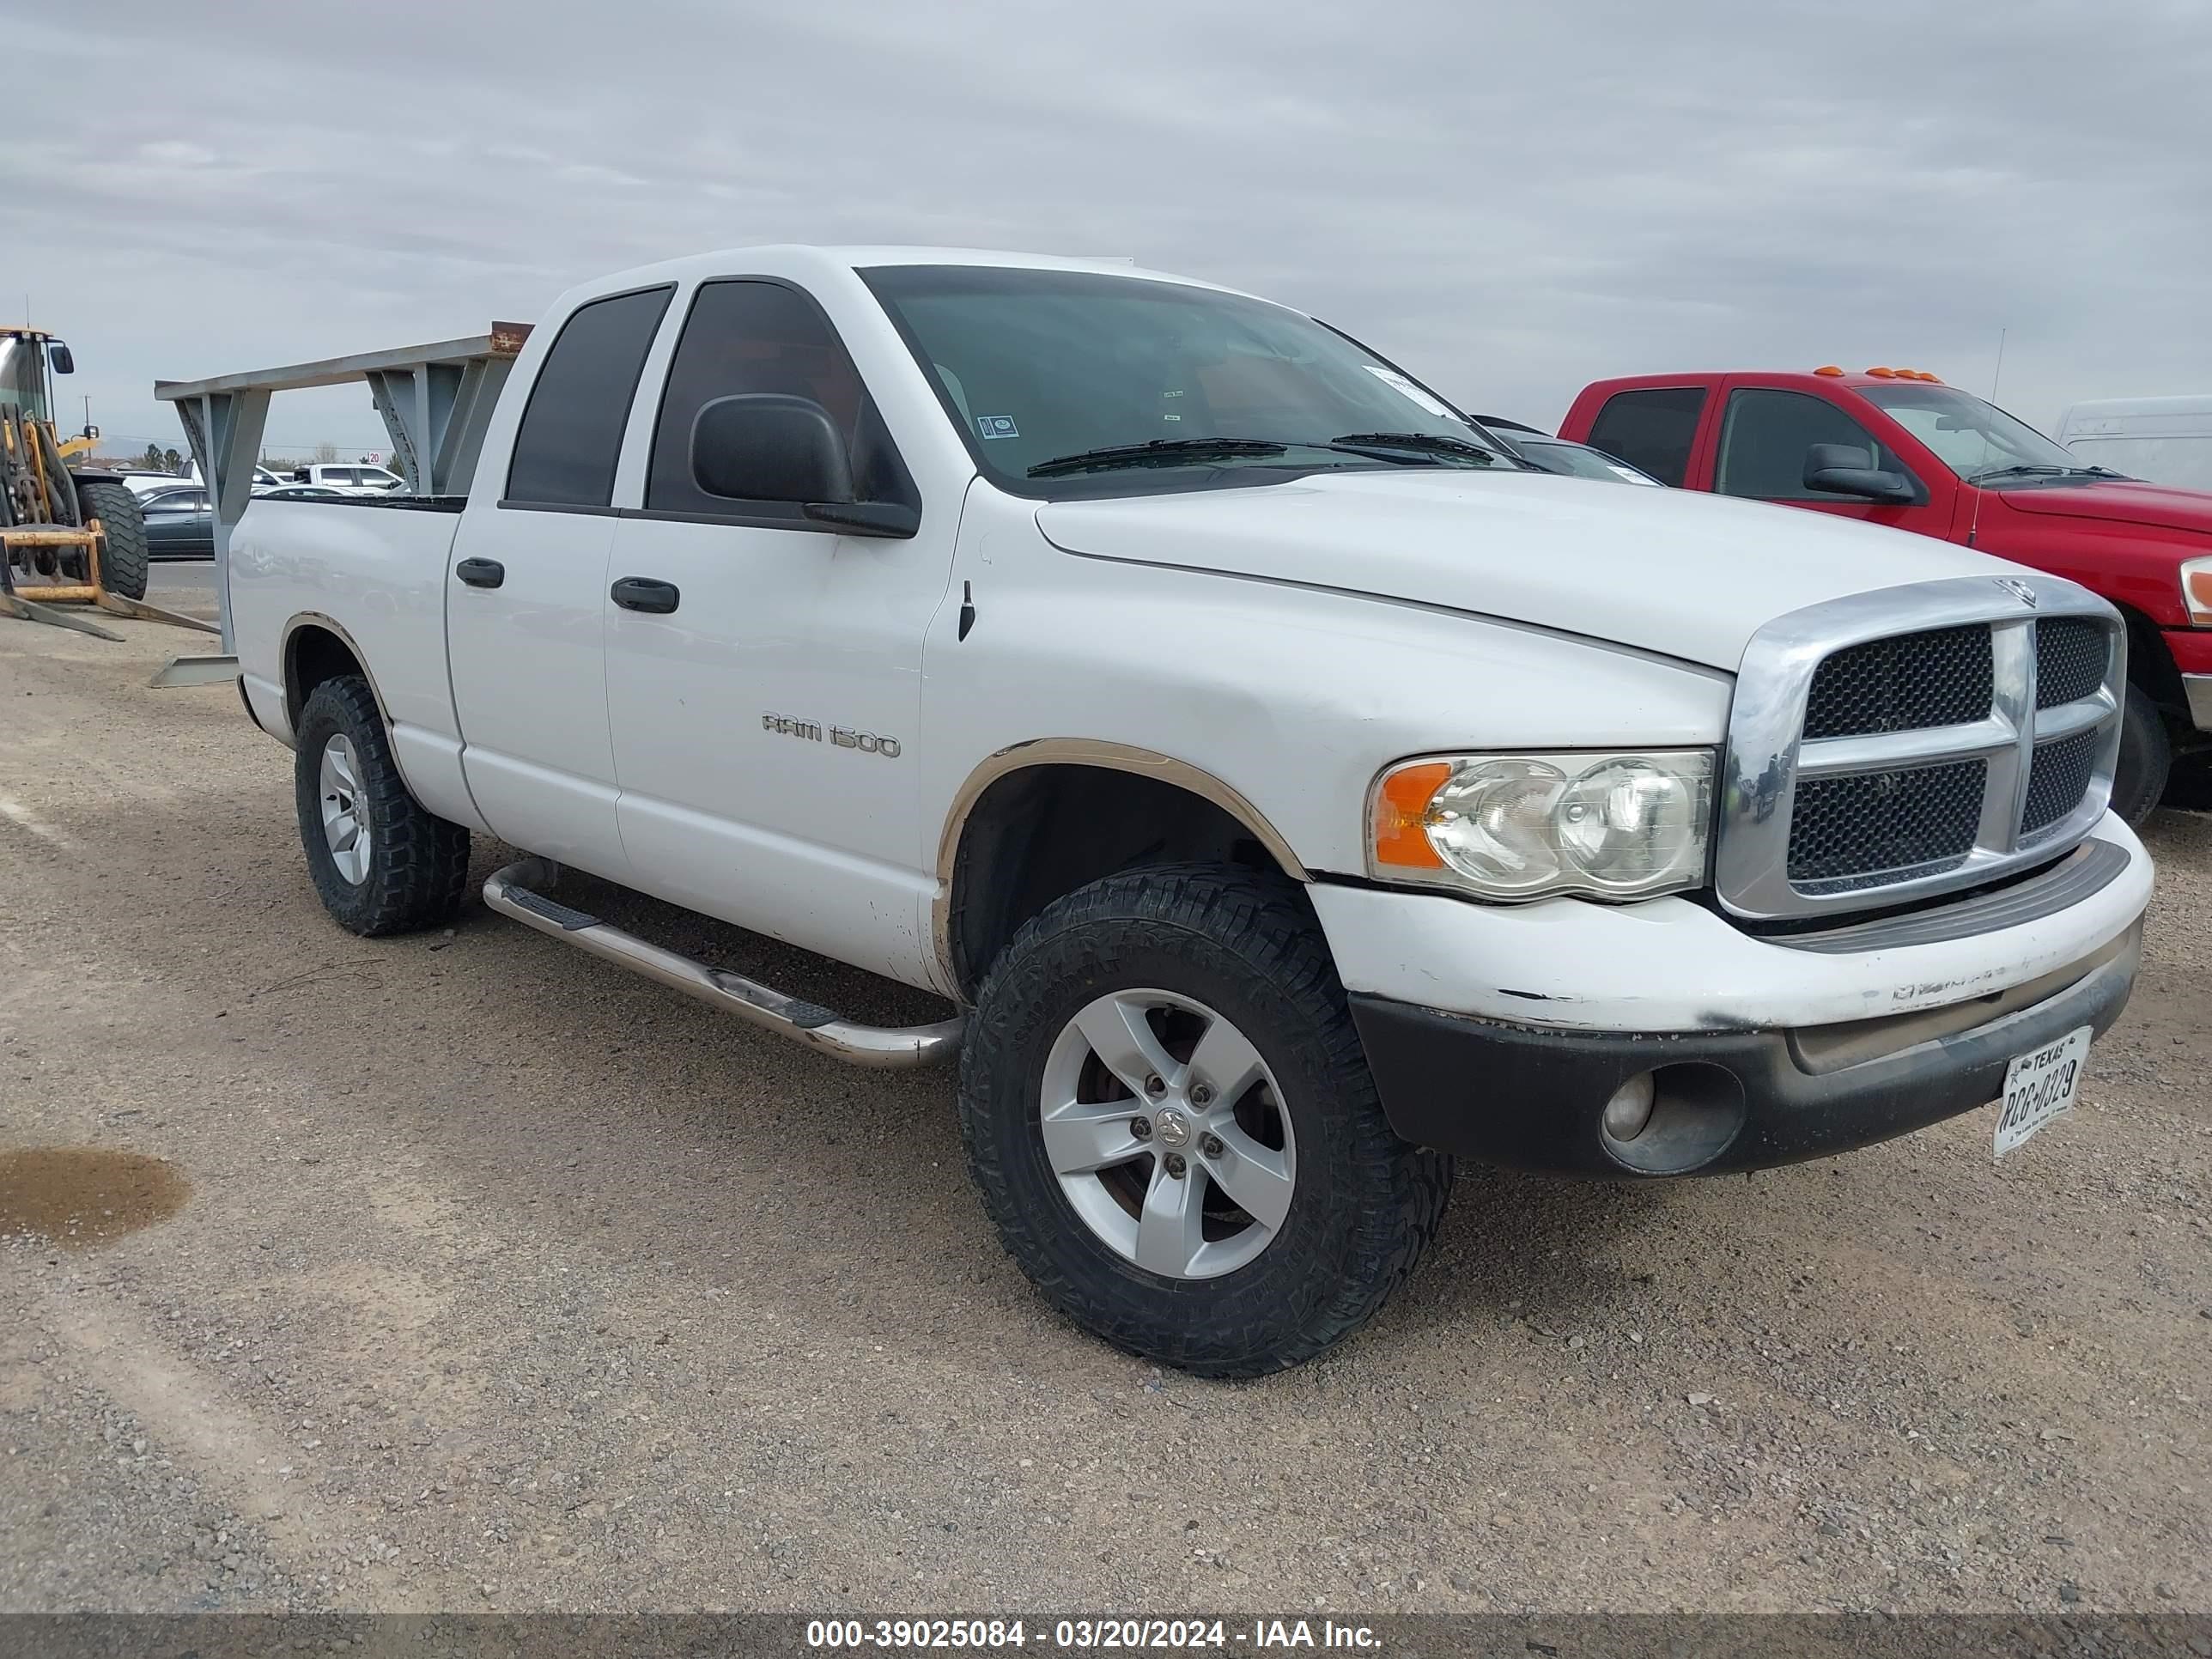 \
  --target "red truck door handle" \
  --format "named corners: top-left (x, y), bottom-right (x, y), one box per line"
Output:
top-left (610, 576), bottom-right (680, 614)
top-left (455, 558), bottom-right (505, 588)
